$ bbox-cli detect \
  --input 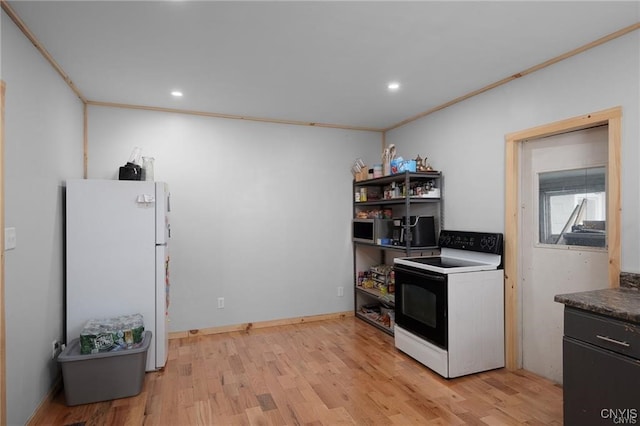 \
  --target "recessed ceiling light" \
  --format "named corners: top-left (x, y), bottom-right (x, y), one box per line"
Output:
top-left (387, 82), bottom-right (400, 91)
top-left (171, 91), bottom-right (183, 97)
